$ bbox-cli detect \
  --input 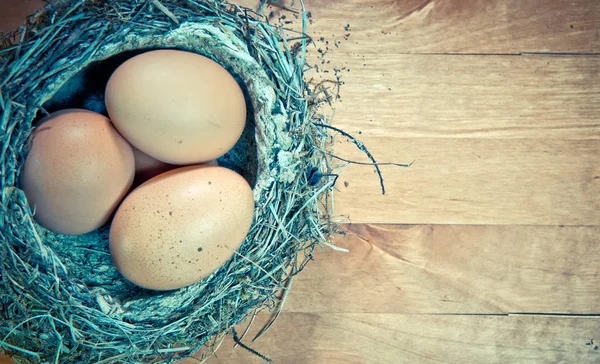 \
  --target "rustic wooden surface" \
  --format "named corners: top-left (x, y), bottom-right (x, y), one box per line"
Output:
top-left (1, 0), bottom-right (599, 363)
